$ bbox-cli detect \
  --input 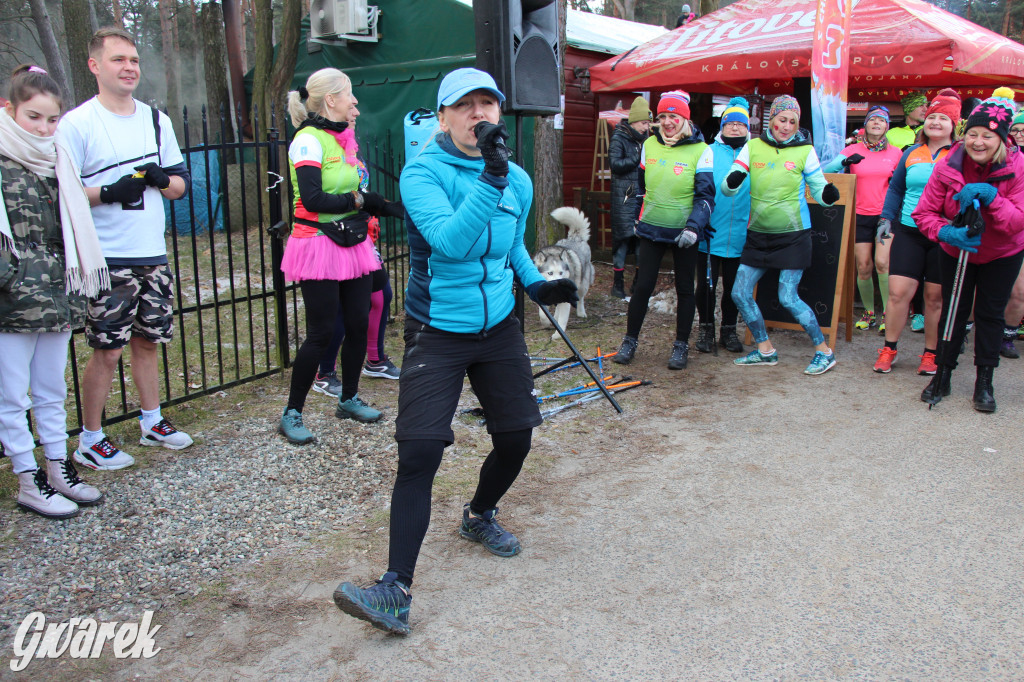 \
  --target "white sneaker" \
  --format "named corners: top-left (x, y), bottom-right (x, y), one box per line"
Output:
top-left (46, 458), bottom-right (103, 506)
top-left (16, 469), bottom-right (79, 519)
top-left (74, 437), bottom-right (135, 470)
top-left (139, 417), bottom-right (194, 450)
